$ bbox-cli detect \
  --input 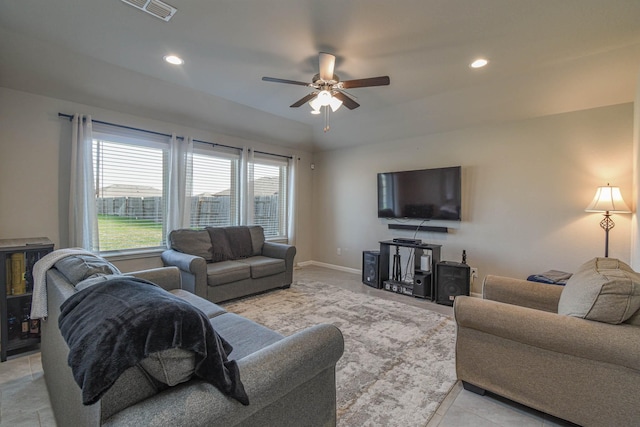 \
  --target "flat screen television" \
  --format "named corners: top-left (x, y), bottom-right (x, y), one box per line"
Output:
top-left (377, 166), bottom-right (461, 220)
